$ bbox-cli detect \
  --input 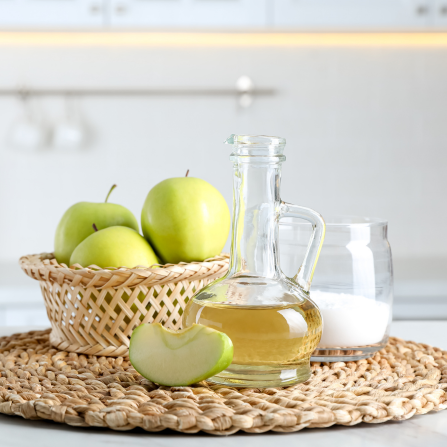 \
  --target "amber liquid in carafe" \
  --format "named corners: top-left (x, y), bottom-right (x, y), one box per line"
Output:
top-left (183, 299), bottom-right (322, 374)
